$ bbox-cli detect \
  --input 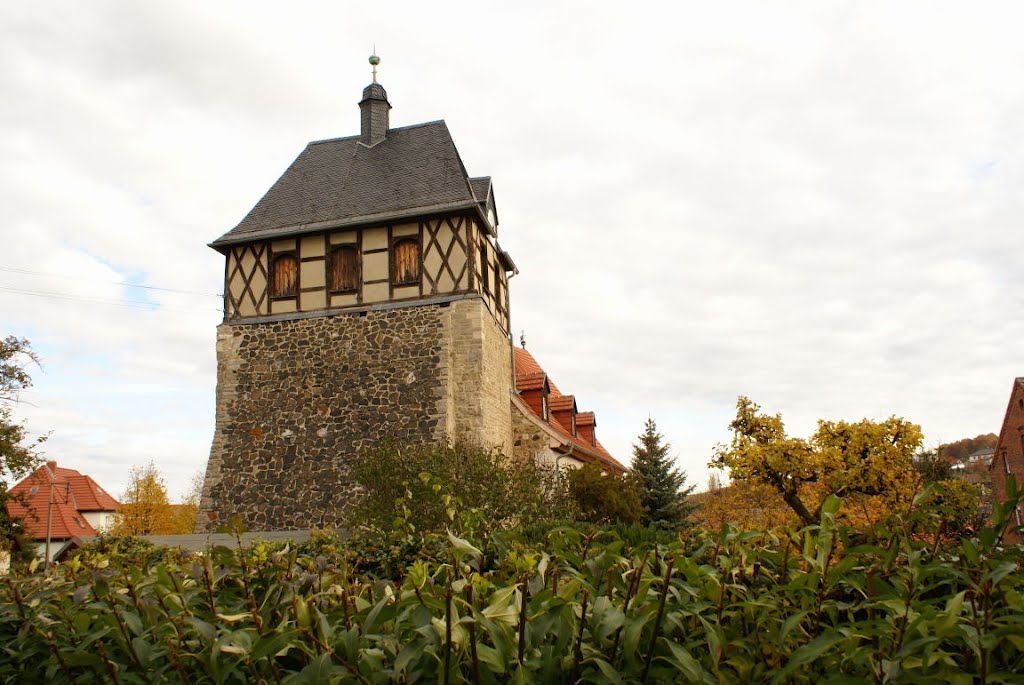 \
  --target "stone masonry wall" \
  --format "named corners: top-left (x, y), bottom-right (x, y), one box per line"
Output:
top-left (197, 306), bottom-right (450, 531)
top-left (197, 296), bottom-right (515, 532)
top-left (447, 299), bottom-right (513, 456)
top-left (511, 401), bottom-right (558, 467)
